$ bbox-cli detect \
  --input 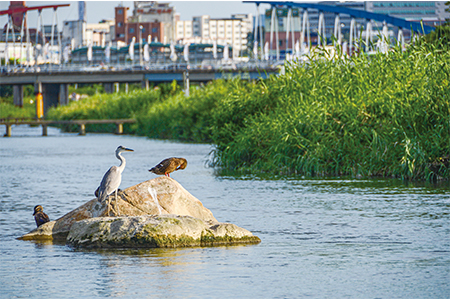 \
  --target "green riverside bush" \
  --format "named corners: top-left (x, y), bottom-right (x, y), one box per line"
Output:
top-left (47, 43), bottom-right (450, 180)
